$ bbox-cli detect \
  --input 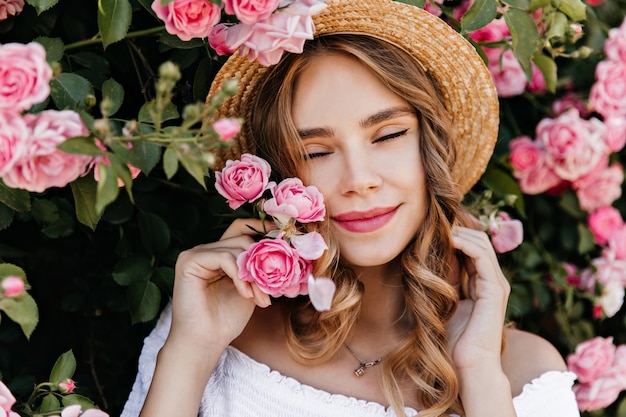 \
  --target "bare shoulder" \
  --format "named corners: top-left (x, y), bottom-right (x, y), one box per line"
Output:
top-left (502, 327), bottom-right (568, 397)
